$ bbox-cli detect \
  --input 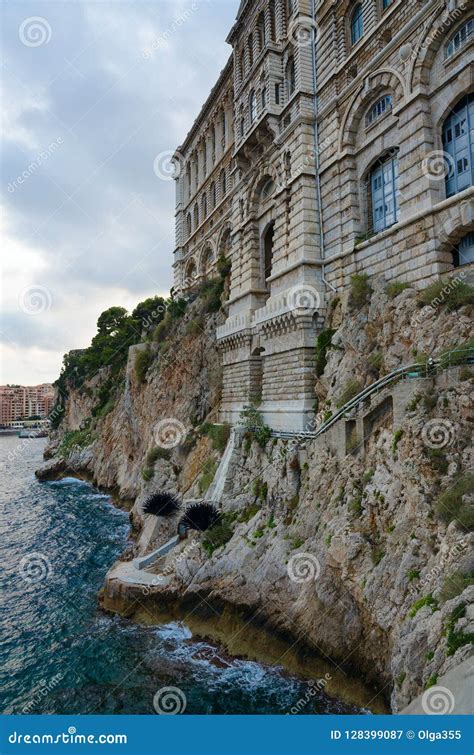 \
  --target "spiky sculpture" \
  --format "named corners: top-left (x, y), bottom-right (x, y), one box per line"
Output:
top-left (179, 502), bottom-right (220, 532)
top-left (143, 492), bottom-right (181, 517)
